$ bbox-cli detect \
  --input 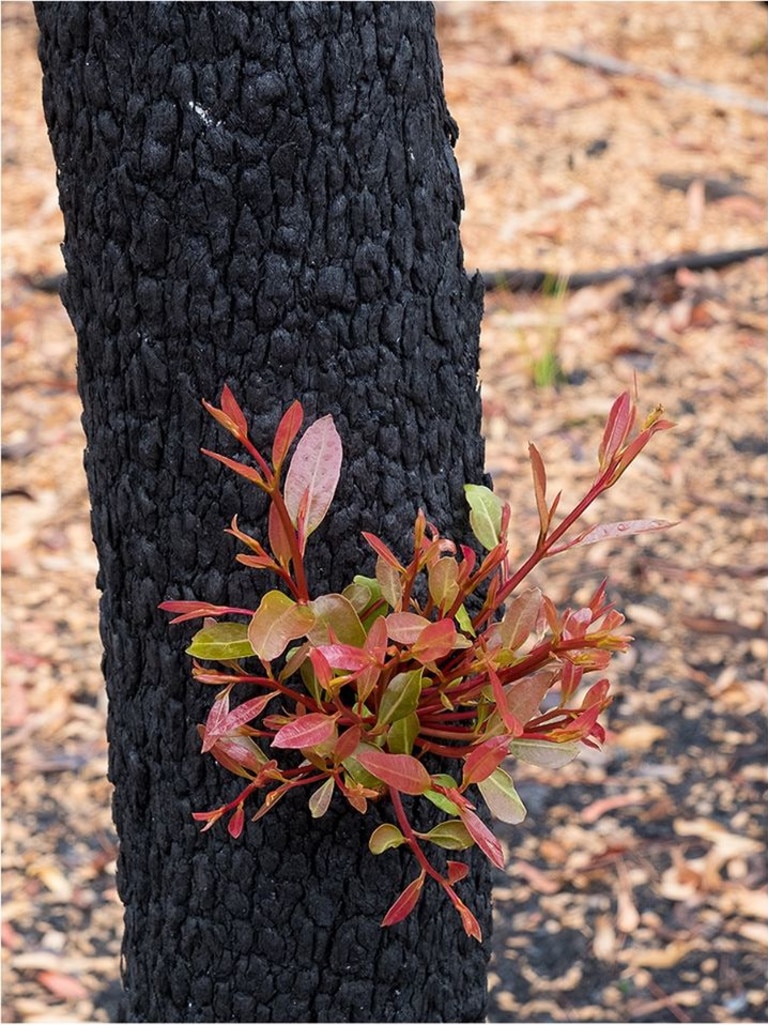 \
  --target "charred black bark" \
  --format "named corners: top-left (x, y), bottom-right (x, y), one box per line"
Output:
top-left (36, 3), bottom-right (491, 1021)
